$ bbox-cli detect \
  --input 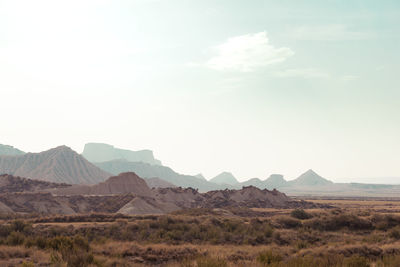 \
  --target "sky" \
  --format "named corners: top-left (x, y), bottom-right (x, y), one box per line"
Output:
top-left (1, 0), bottom-right (399, 183)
